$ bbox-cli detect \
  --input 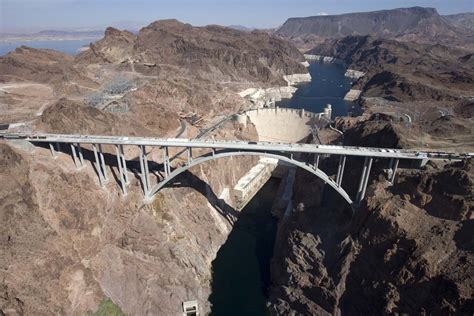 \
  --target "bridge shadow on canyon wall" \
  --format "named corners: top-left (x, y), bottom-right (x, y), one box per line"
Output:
top-left (166, 171), bottom-right (240, 224)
